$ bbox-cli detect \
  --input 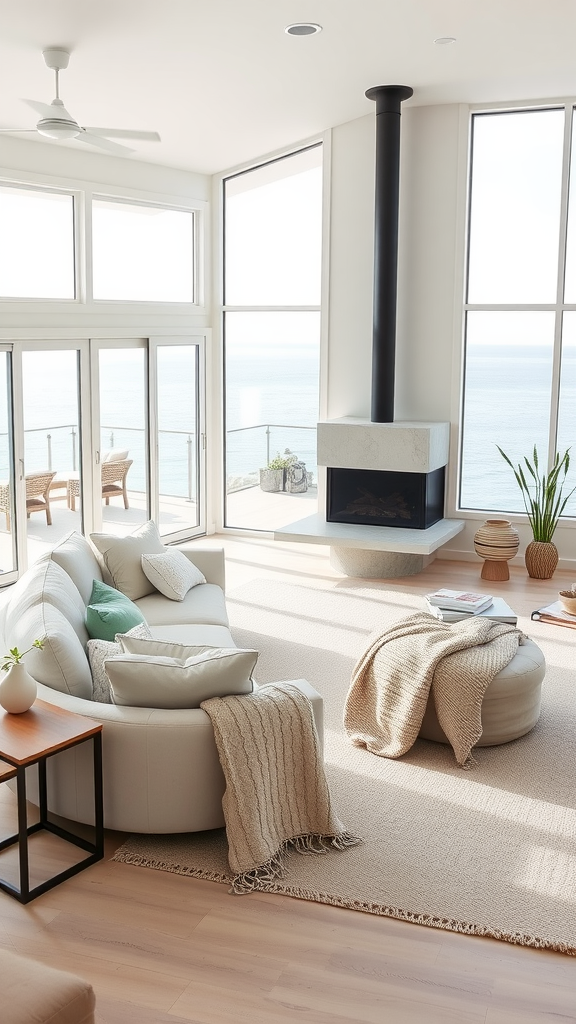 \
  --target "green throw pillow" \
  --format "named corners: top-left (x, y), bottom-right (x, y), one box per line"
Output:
top-left (85, 579), bottom-right (146, 642)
